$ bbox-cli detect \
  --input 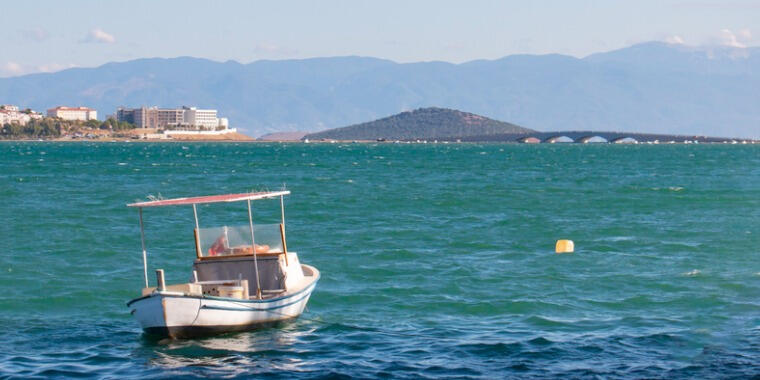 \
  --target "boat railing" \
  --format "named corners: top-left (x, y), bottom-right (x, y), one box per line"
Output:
top-left (194, 224), bottom-right (285, 259)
